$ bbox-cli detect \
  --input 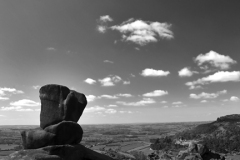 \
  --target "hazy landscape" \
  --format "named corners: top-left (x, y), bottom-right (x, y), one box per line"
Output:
top-left (0, 122), bottom-right (204, 158)
top-left (1, 0), bottom-right (240, 160)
